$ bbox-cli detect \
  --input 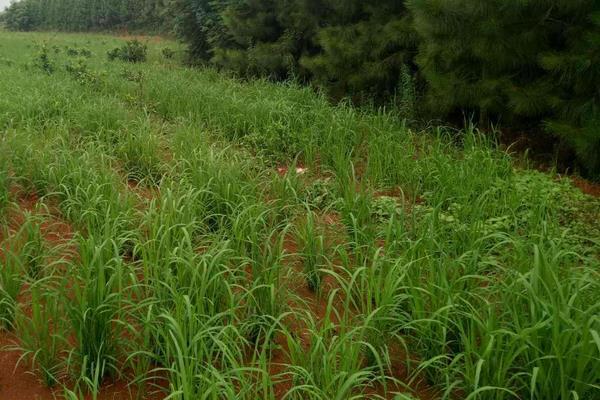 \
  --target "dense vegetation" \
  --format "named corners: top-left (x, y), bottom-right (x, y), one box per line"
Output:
top-left (2, 1), bottom-right (599, 178)
top-left (0, 31), bottom-right (599, 400)
top-left (0, 0), bottom-right (170, 32)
